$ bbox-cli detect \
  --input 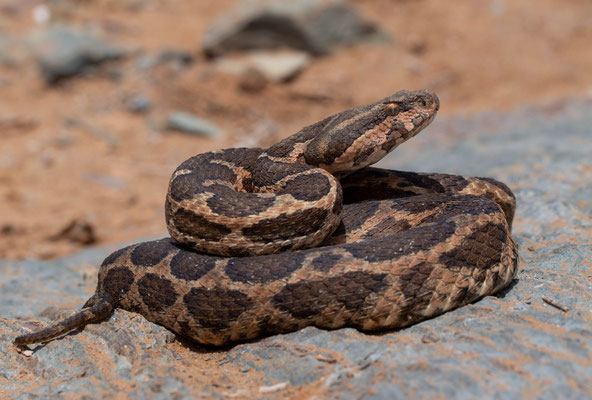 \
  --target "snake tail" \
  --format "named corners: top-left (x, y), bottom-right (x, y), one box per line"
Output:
top-left (13, 294), bottom-right (114, 346)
